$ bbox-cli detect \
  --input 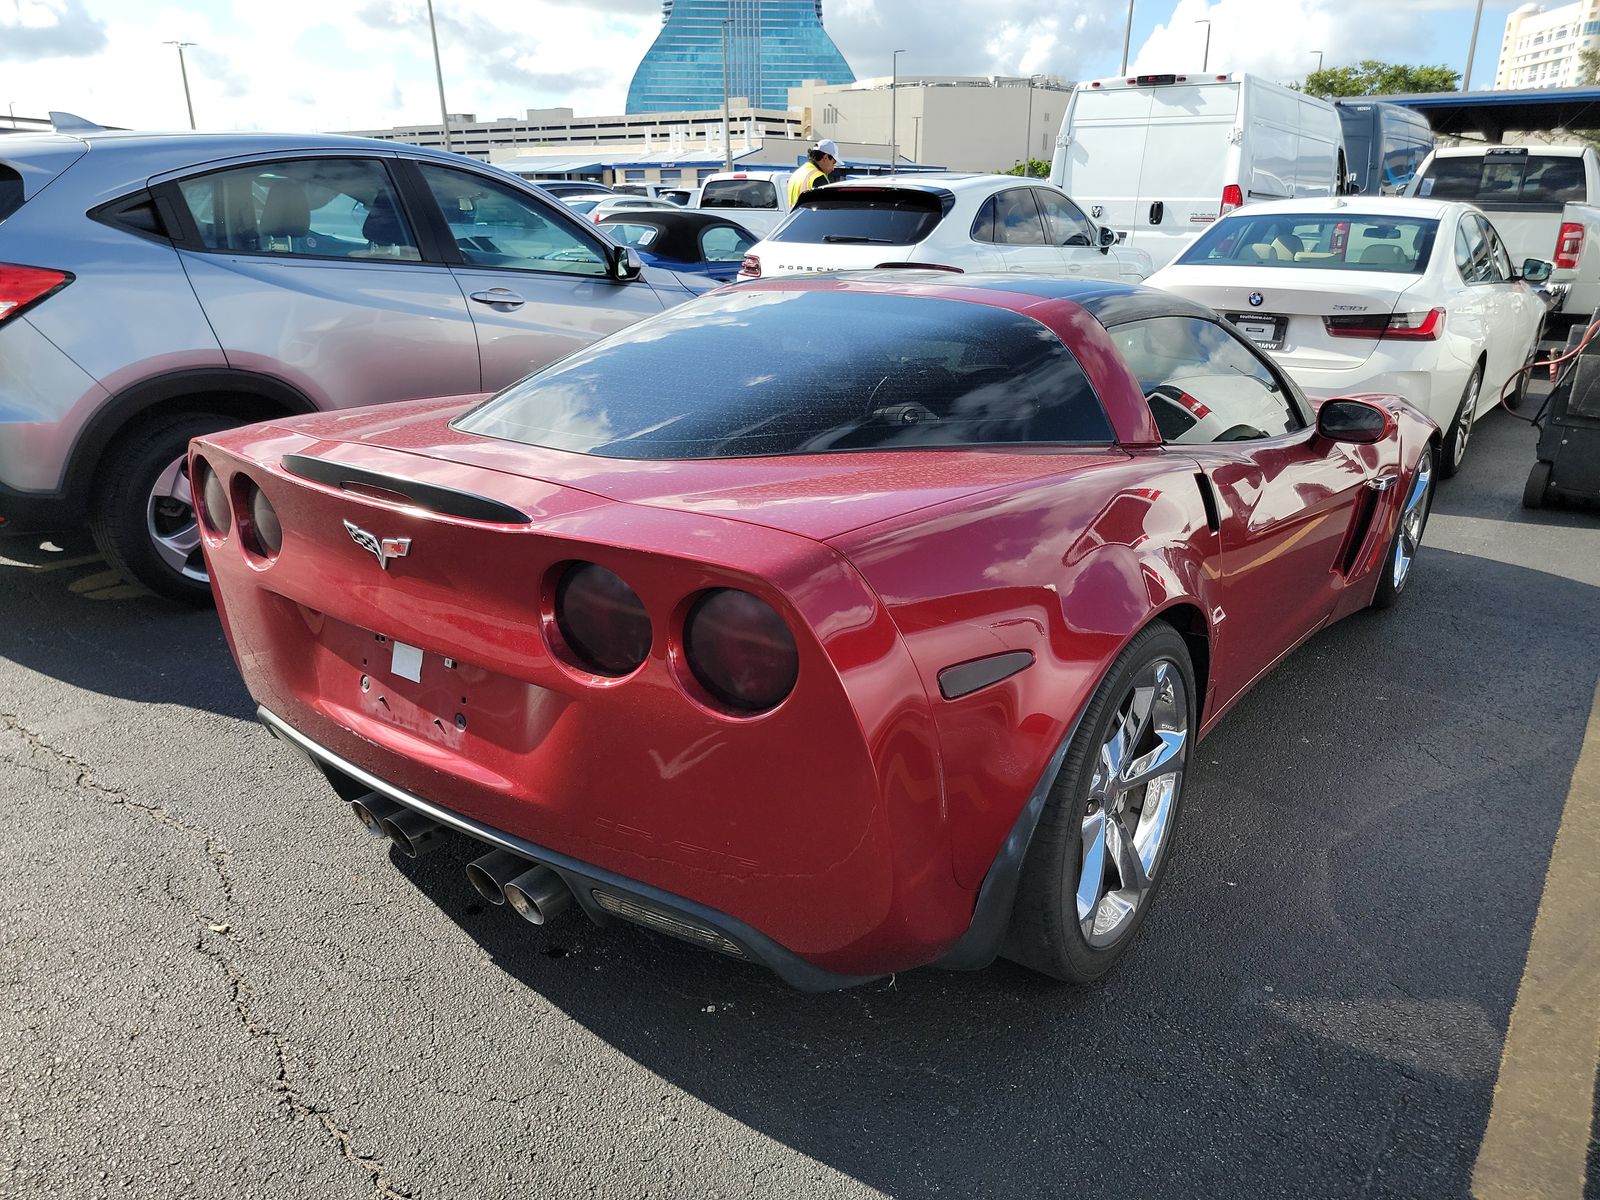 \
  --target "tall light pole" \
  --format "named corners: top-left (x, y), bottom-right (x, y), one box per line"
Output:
top-left (1120, 0), bottom-right (1136, 74)
top-left (1195, 20), bottom-right (1211, 72)
top-left (890, 48), bottom-right (905, 174)
top-left (1311, 49), bottom-right (1324, 75)
top-left (424, 0), bottom-right (452, 152)
top-left (163, 41), bottom-right (196, 129)
top-left (1463, 0), bottom-right (1485, 91)
top-left (721, 18), bottom-right (733, 171)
